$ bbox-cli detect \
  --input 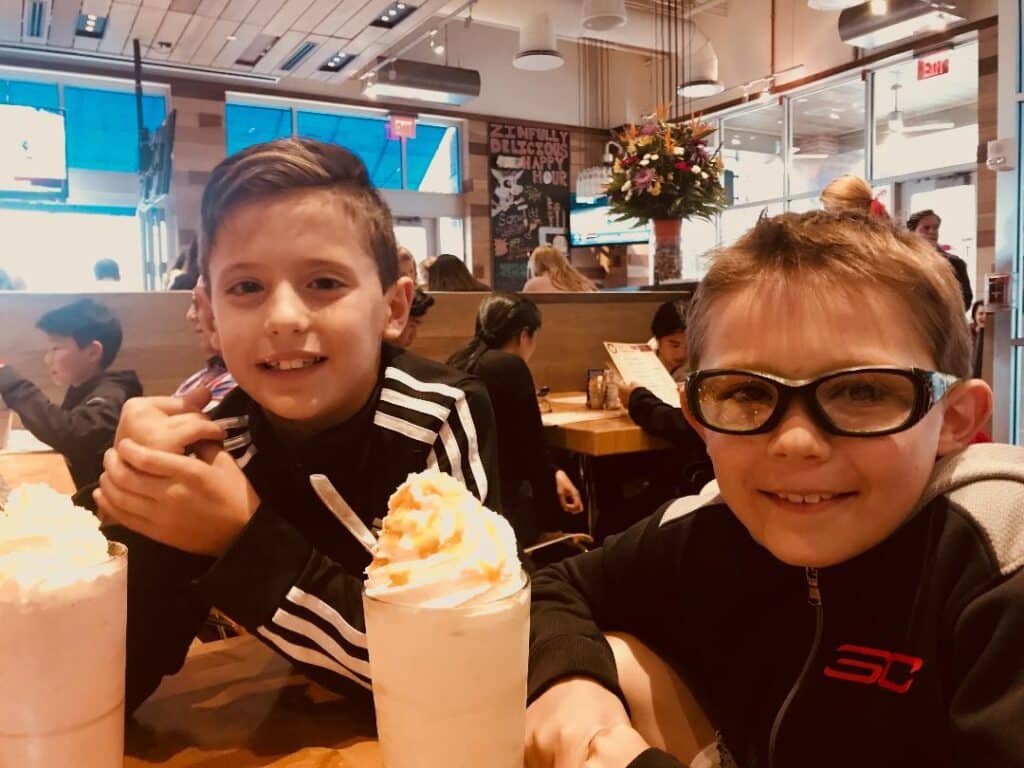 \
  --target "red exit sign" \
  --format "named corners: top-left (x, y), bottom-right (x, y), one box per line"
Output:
top-left (388, 114), bottom-right (417, 140)
top-left (917, 57), bottom-right (950, 80)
